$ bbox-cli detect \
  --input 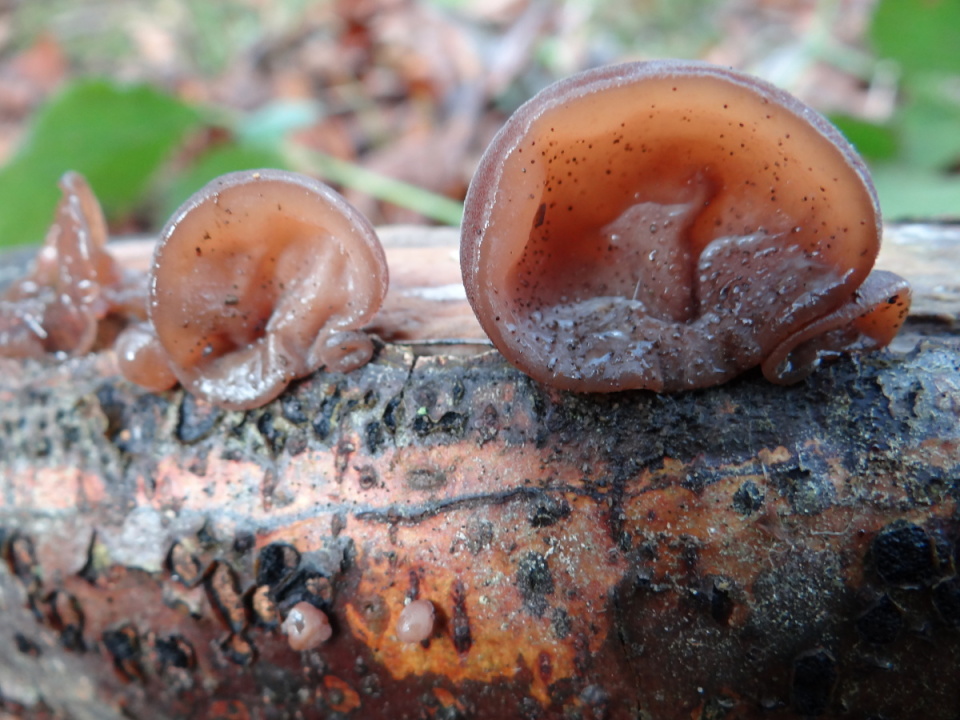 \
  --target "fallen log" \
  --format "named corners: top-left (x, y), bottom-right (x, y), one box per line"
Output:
top-left (0, 224), bottom-right (959, 720)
